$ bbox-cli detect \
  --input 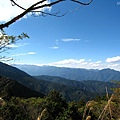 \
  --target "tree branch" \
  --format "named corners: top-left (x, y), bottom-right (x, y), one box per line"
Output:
top-left (31, 0), bottom-right (64, 10)
top-left (0, 0), bottom-right (93, 30)
top-left (10, 0), bottom-right (66, 17)
top-left (71, 0), bottom-right (93, 5)
top-left (0, 0), bottom-right (64, 30)
top-left (10, 0), bottom-right (26, 10)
